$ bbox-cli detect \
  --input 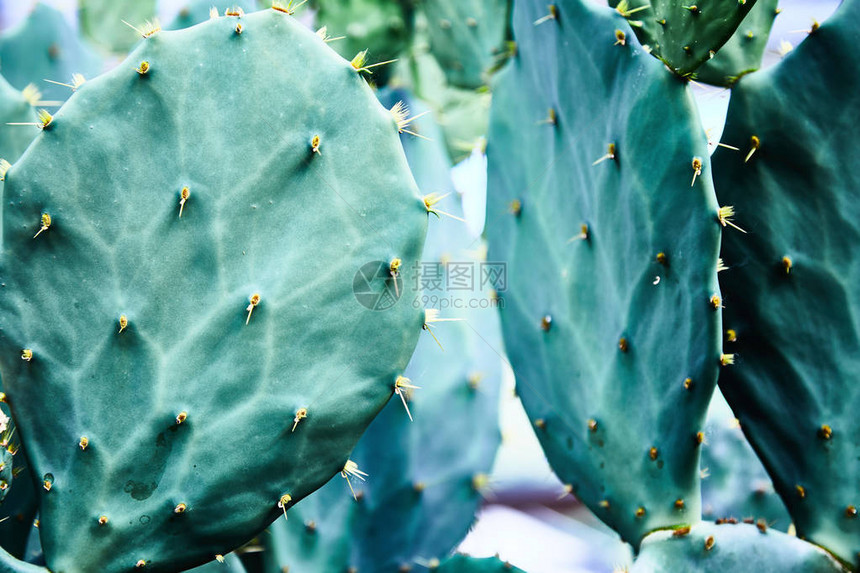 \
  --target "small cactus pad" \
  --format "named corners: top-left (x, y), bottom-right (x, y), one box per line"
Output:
top-left (0, 9), bottom-right (426, 573)
top-left (486, 0), bottom-right (722, 546)
top-left (421, 0), bottom-right (512, 89)
top-left (0, 3), bottom-right (102, 102)
top-left (261, 91), bottom-right (503, 573)
top-left (78, 0), bottom-right (158, 54)
top-left (712, 0), bottom-right (860, 567)
top-left (695, 0), bottom-right (780, 87)
top-left (630, 522), bottom-right (843, 572)
top-left (608, 0), bottom-right (757, 77)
